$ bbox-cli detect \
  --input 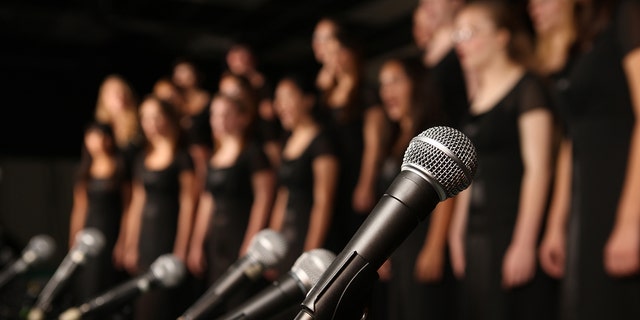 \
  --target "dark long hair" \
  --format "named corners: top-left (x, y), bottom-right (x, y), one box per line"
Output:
top-left (574, 0), bottom-right (617, 52)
